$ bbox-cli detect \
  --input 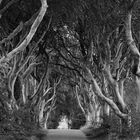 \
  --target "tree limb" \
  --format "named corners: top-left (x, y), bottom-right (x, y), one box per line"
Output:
top-left (0, 22), bottom-right (23, 47)
top-left (0, 0), bottom-right (48, 63)
top-left (75, 85), bottom-right (86, 115)
top-left (125, 7), bottom-right (140, 77)
top-left (22, 62), bottom-right (41, 79)
top-left (0, 0), bottom-right (20, 17)
top-left (87, 68), bottom-right (128, 119)
top-left (126, 11), bottom-right (139, 56)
